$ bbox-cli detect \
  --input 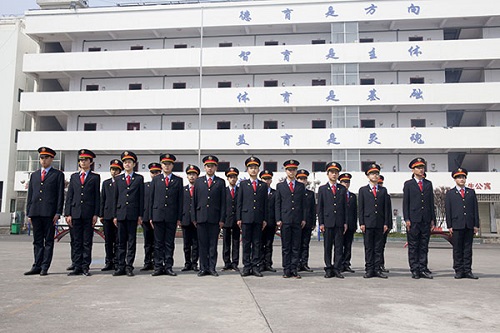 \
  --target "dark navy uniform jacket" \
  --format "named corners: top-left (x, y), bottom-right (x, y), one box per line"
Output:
top-left (113, 172), bottom-right (144, 221)
top-left (64, 171), bottom-right (100, 219)
top-left (403, 178), bottom-right (436, 224)
top-left (27, 167), bottom-right (65, 218)
top-left (358, 185), bottom-right (391, 229)
top-left (148, 173), bottom-right (183, 223)
top-left (181, 184), bottom-right (195, 227)
top-left (445, 187), bottom-right (479, 230)
top-left (236, 179), bottom-right (268, 224)
top-left (191, 175), bottom-right (226, 224)
top-left (275, 180), bottom-right (307, 224)
top-left (346, 191), bottom-right (358, 231)
top-left (100, 178), bottom-right (116, 220)
top-left (224, 186), bottom-right (238, 228)
top-left (317, 182), bottom-right (347, 228)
